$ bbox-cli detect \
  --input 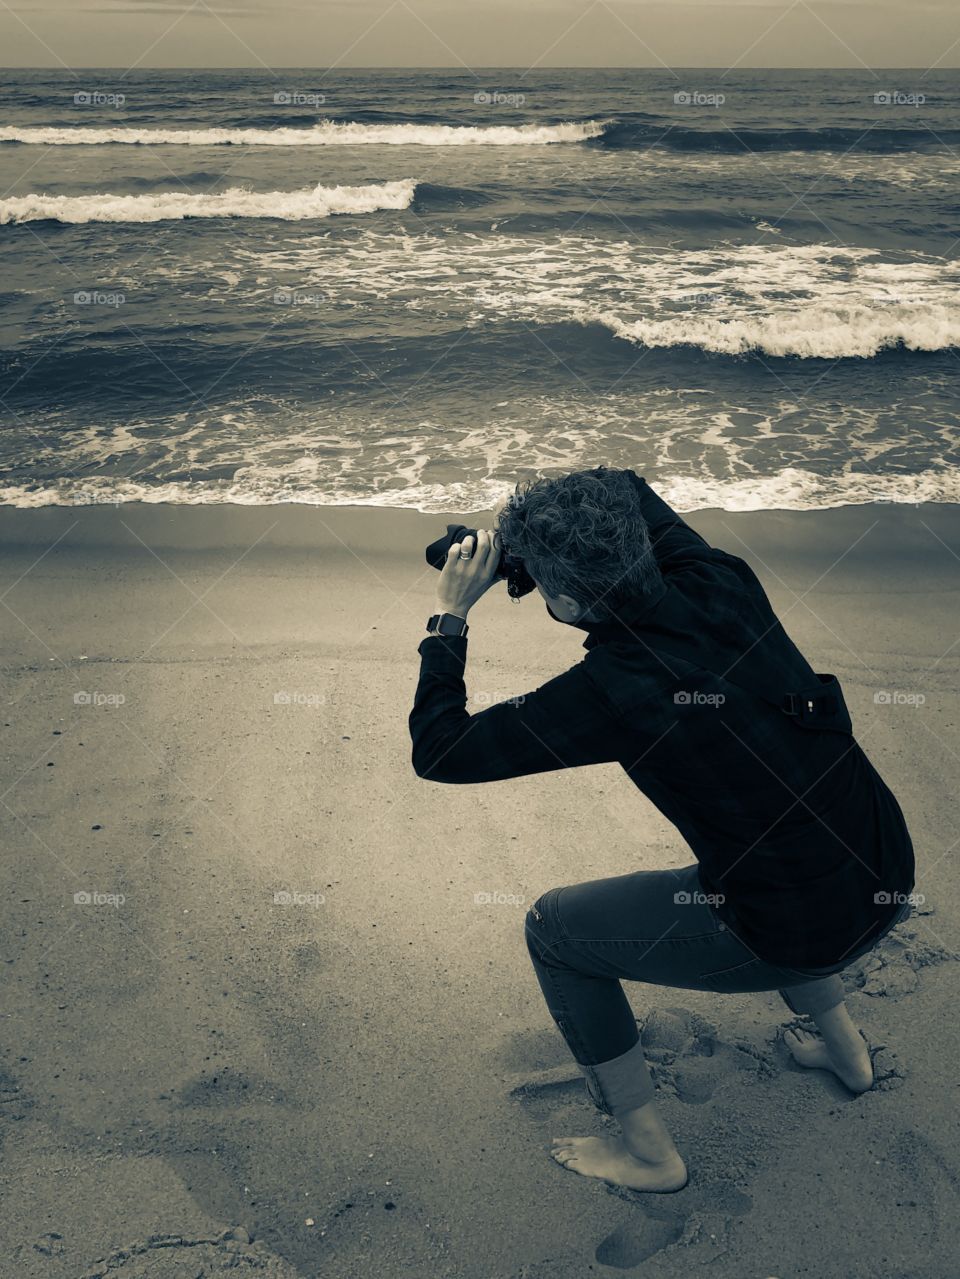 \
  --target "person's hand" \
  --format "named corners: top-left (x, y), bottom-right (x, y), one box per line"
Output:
top-left (435, 528), bottom-right (501, 618)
